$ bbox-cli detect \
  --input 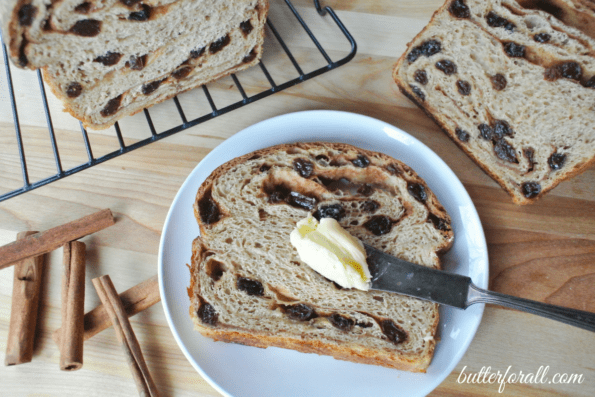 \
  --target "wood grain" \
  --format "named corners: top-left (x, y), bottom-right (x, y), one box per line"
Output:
top-left (0, 0), bottom-right (594, 396)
